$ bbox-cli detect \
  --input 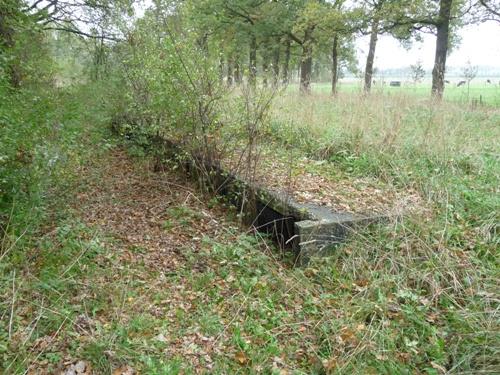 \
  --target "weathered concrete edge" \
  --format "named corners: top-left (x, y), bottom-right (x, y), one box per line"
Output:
top-left (216, 168), bottom-right (389, 265)
top-left (293, 215), bottom-right (387, 265)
